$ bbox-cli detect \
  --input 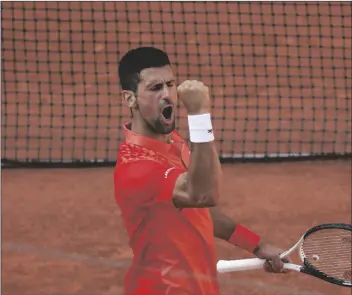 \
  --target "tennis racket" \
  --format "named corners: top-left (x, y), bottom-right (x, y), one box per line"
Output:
top-left (217, 223), bottom-right (352, 287)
